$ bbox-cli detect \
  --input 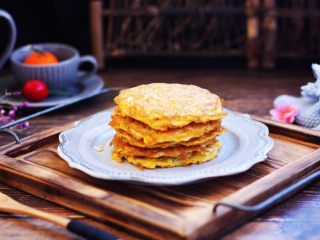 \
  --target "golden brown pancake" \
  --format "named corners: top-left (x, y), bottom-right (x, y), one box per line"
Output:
top-left (110, 112), bottom-right (222, 145)
top-left (114, 83), bottom-right (226, 131)
top-left (111, 134), bottom-right (218, 158)
top-left (109, 83), bottom-right (226, 169)
top-left (116, 128), bottom-right (225, 148)
top-left (112, 141), bottom-right (222, 169)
